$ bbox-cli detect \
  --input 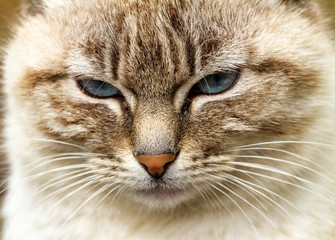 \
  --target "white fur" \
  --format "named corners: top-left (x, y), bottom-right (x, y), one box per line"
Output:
top-left (2, 0), bottom-right (335, 239)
